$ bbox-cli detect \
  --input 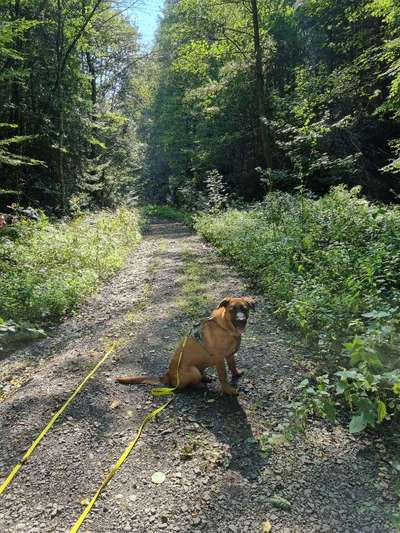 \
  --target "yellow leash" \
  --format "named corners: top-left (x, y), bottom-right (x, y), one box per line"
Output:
top-left (151, 335), bottom-right (187, 397)
top-left (70, 397), bottom-right (173, 533)
top-left (0, 342), bottom-right (118, 495)
top-left (70, 336), bottom-right (188, 532)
